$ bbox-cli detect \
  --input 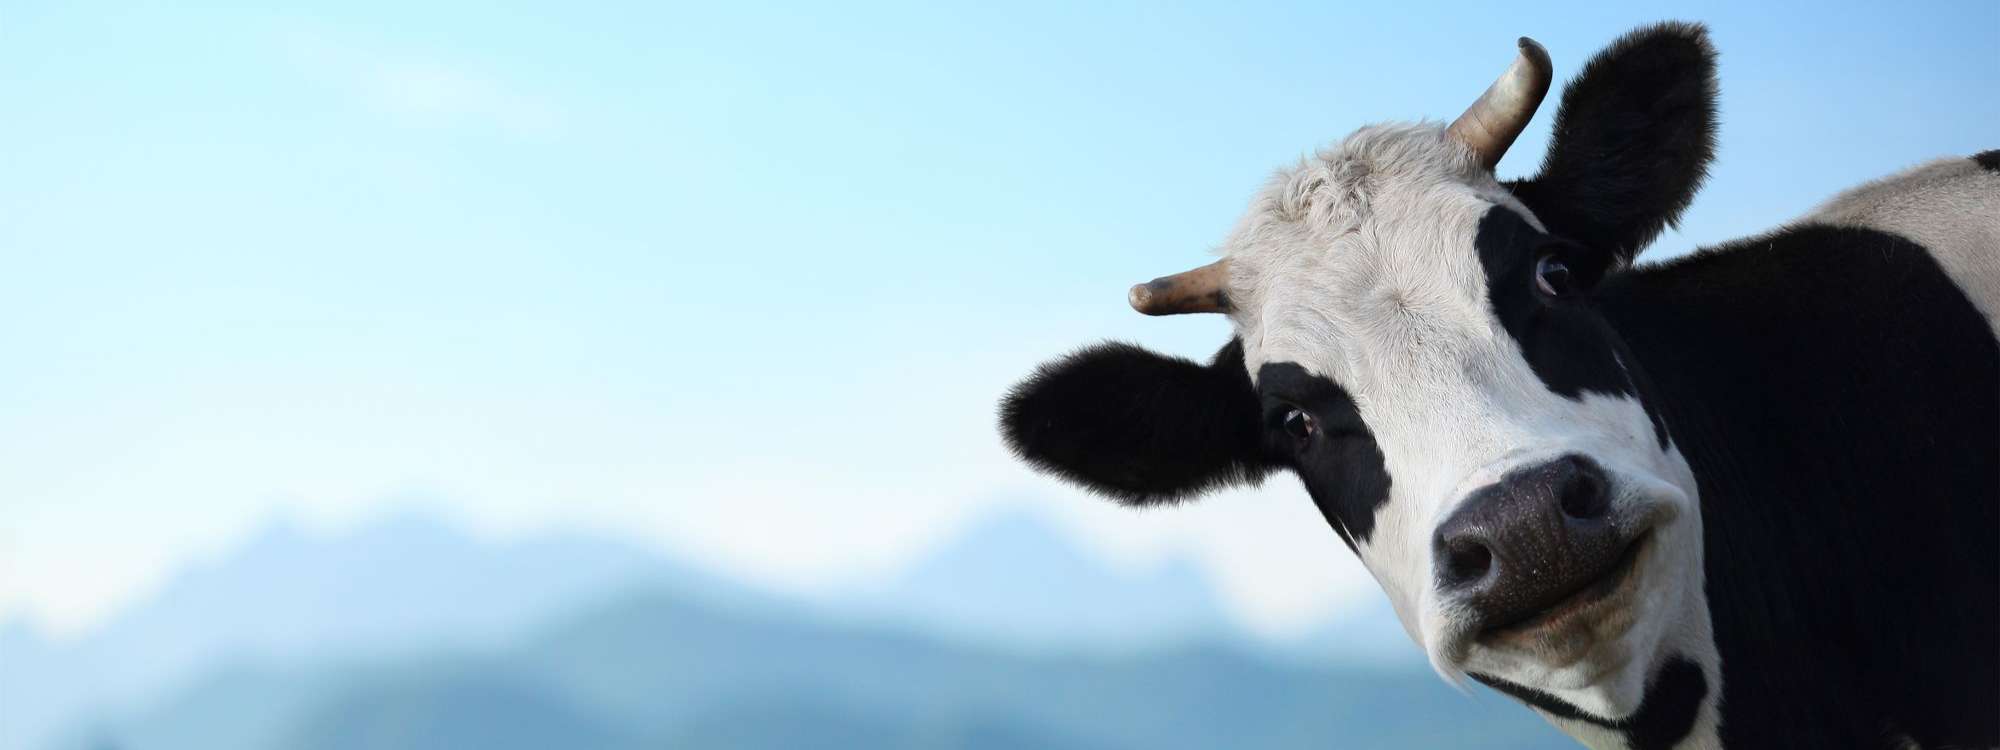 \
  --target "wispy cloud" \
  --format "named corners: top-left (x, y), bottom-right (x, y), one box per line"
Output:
top-left (283, 26), bottom-right (563, 136)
